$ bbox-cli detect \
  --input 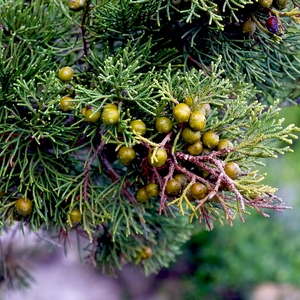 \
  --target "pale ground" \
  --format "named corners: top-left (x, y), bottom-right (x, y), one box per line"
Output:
top-left (2, 226), bottom-right (300, 300)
